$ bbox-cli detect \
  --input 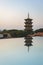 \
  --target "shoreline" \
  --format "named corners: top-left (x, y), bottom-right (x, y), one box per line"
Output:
top-left (0, 32), bottom-right (43, 39)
